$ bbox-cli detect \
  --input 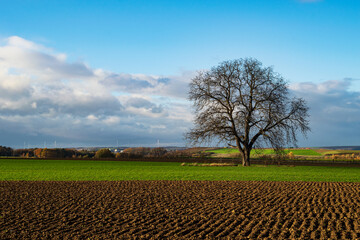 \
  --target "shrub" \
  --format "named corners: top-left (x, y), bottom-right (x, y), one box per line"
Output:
top-left (288, 152), bottom-right (295, 159)
top-left (95, 148), bottom-right (115, 158)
